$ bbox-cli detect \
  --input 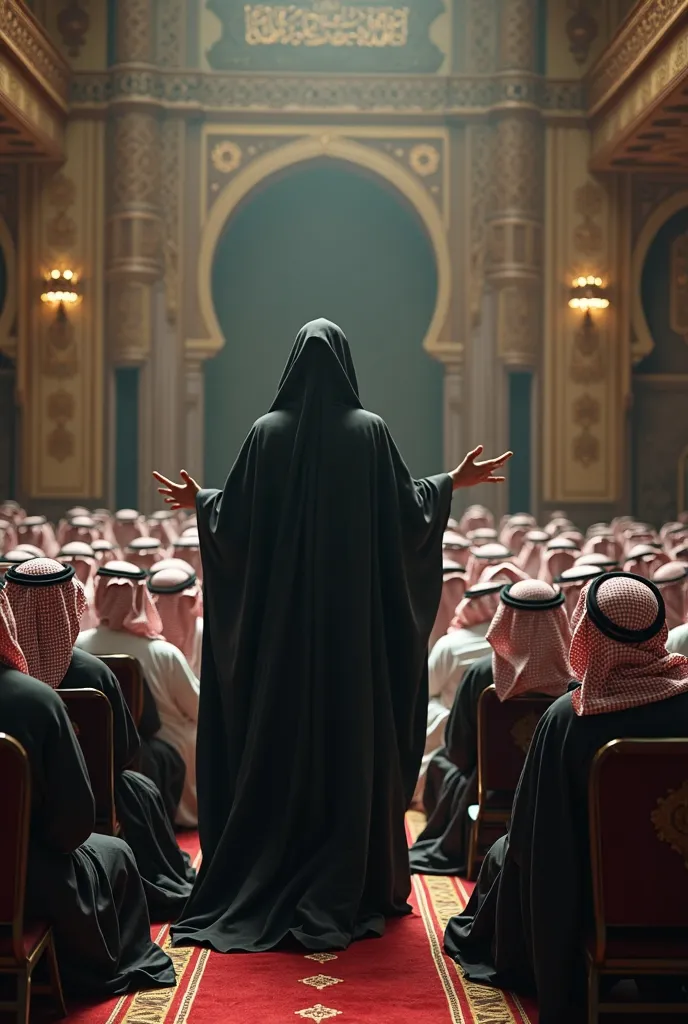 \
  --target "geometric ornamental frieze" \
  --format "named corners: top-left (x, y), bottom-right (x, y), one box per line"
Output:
top-left (70, 70), bottom-right (585, 117)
